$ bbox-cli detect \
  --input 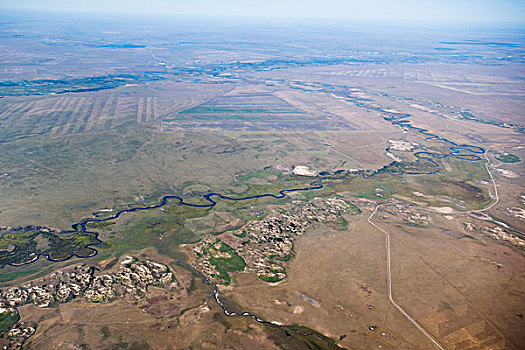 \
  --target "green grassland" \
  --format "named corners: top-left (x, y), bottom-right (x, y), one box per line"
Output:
top-left (0, 311), bottom-right (19, 335)
top-left (496, 153), bottom-right (520, 163)
top-left (205, 239), bottom-right (247, 284)
top-left (91, 202), bottom-right (210, 261)
top-left (345, 201), bottom-right (362, 214)
top-left (0, 268), bottom-right (41, 284)
top-left (258, 275), bottom-right (283, 283)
